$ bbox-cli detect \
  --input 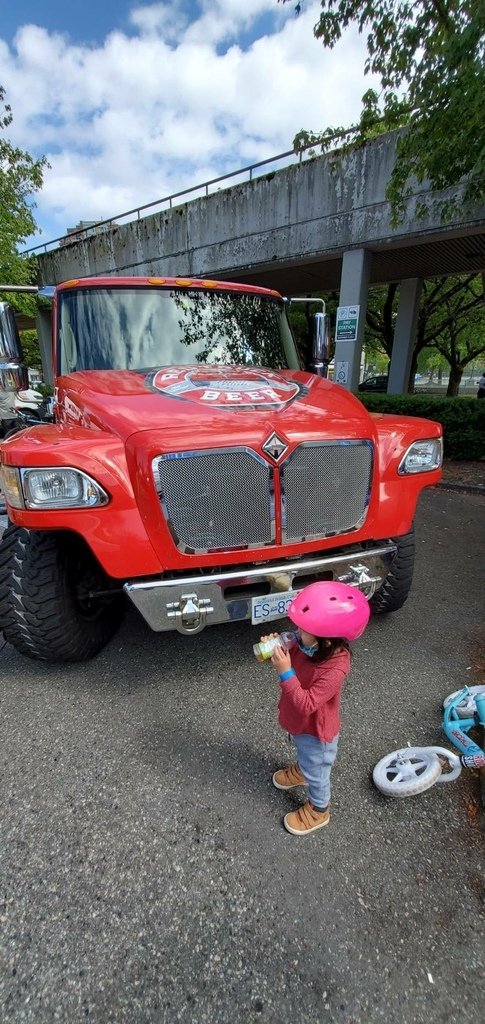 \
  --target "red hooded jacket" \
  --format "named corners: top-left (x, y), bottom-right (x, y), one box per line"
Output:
top-left (278, 644), bottom-right (351, 742)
